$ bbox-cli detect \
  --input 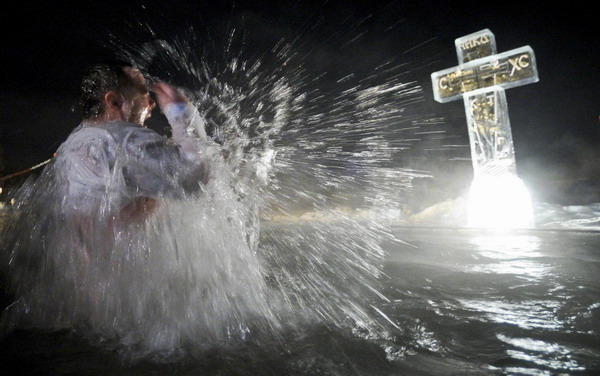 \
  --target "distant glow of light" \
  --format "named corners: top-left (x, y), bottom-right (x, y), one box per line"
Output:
top-left (467, 174), bottom-right (534, 229)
